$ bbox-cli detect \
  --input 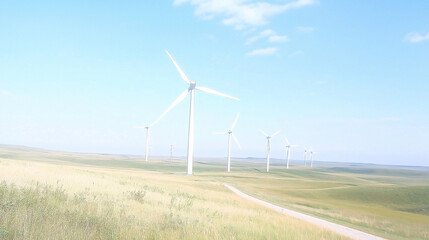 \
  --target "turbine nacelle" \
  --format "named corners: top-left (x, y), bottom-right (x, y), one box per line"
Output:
top-left (188, 81), bottom-right (196, 90)
top-left (259, 129), bottom-right (281, 139)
